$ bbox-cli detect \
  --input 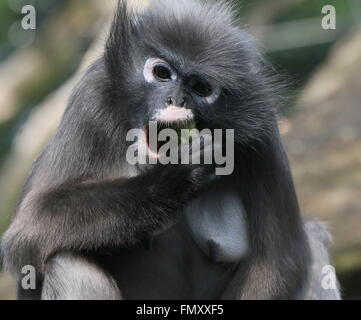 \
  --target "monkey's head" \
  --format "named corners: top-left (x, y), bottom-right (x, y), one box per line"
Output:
top-left (105, 0), bottom-right (276, 152)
